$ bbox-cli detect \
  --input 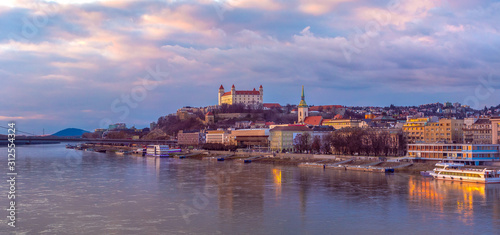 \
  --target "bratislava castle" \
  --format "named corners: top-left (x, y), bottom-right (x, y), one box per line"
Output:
top-left (218, 84), bottom-right (263, 106)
